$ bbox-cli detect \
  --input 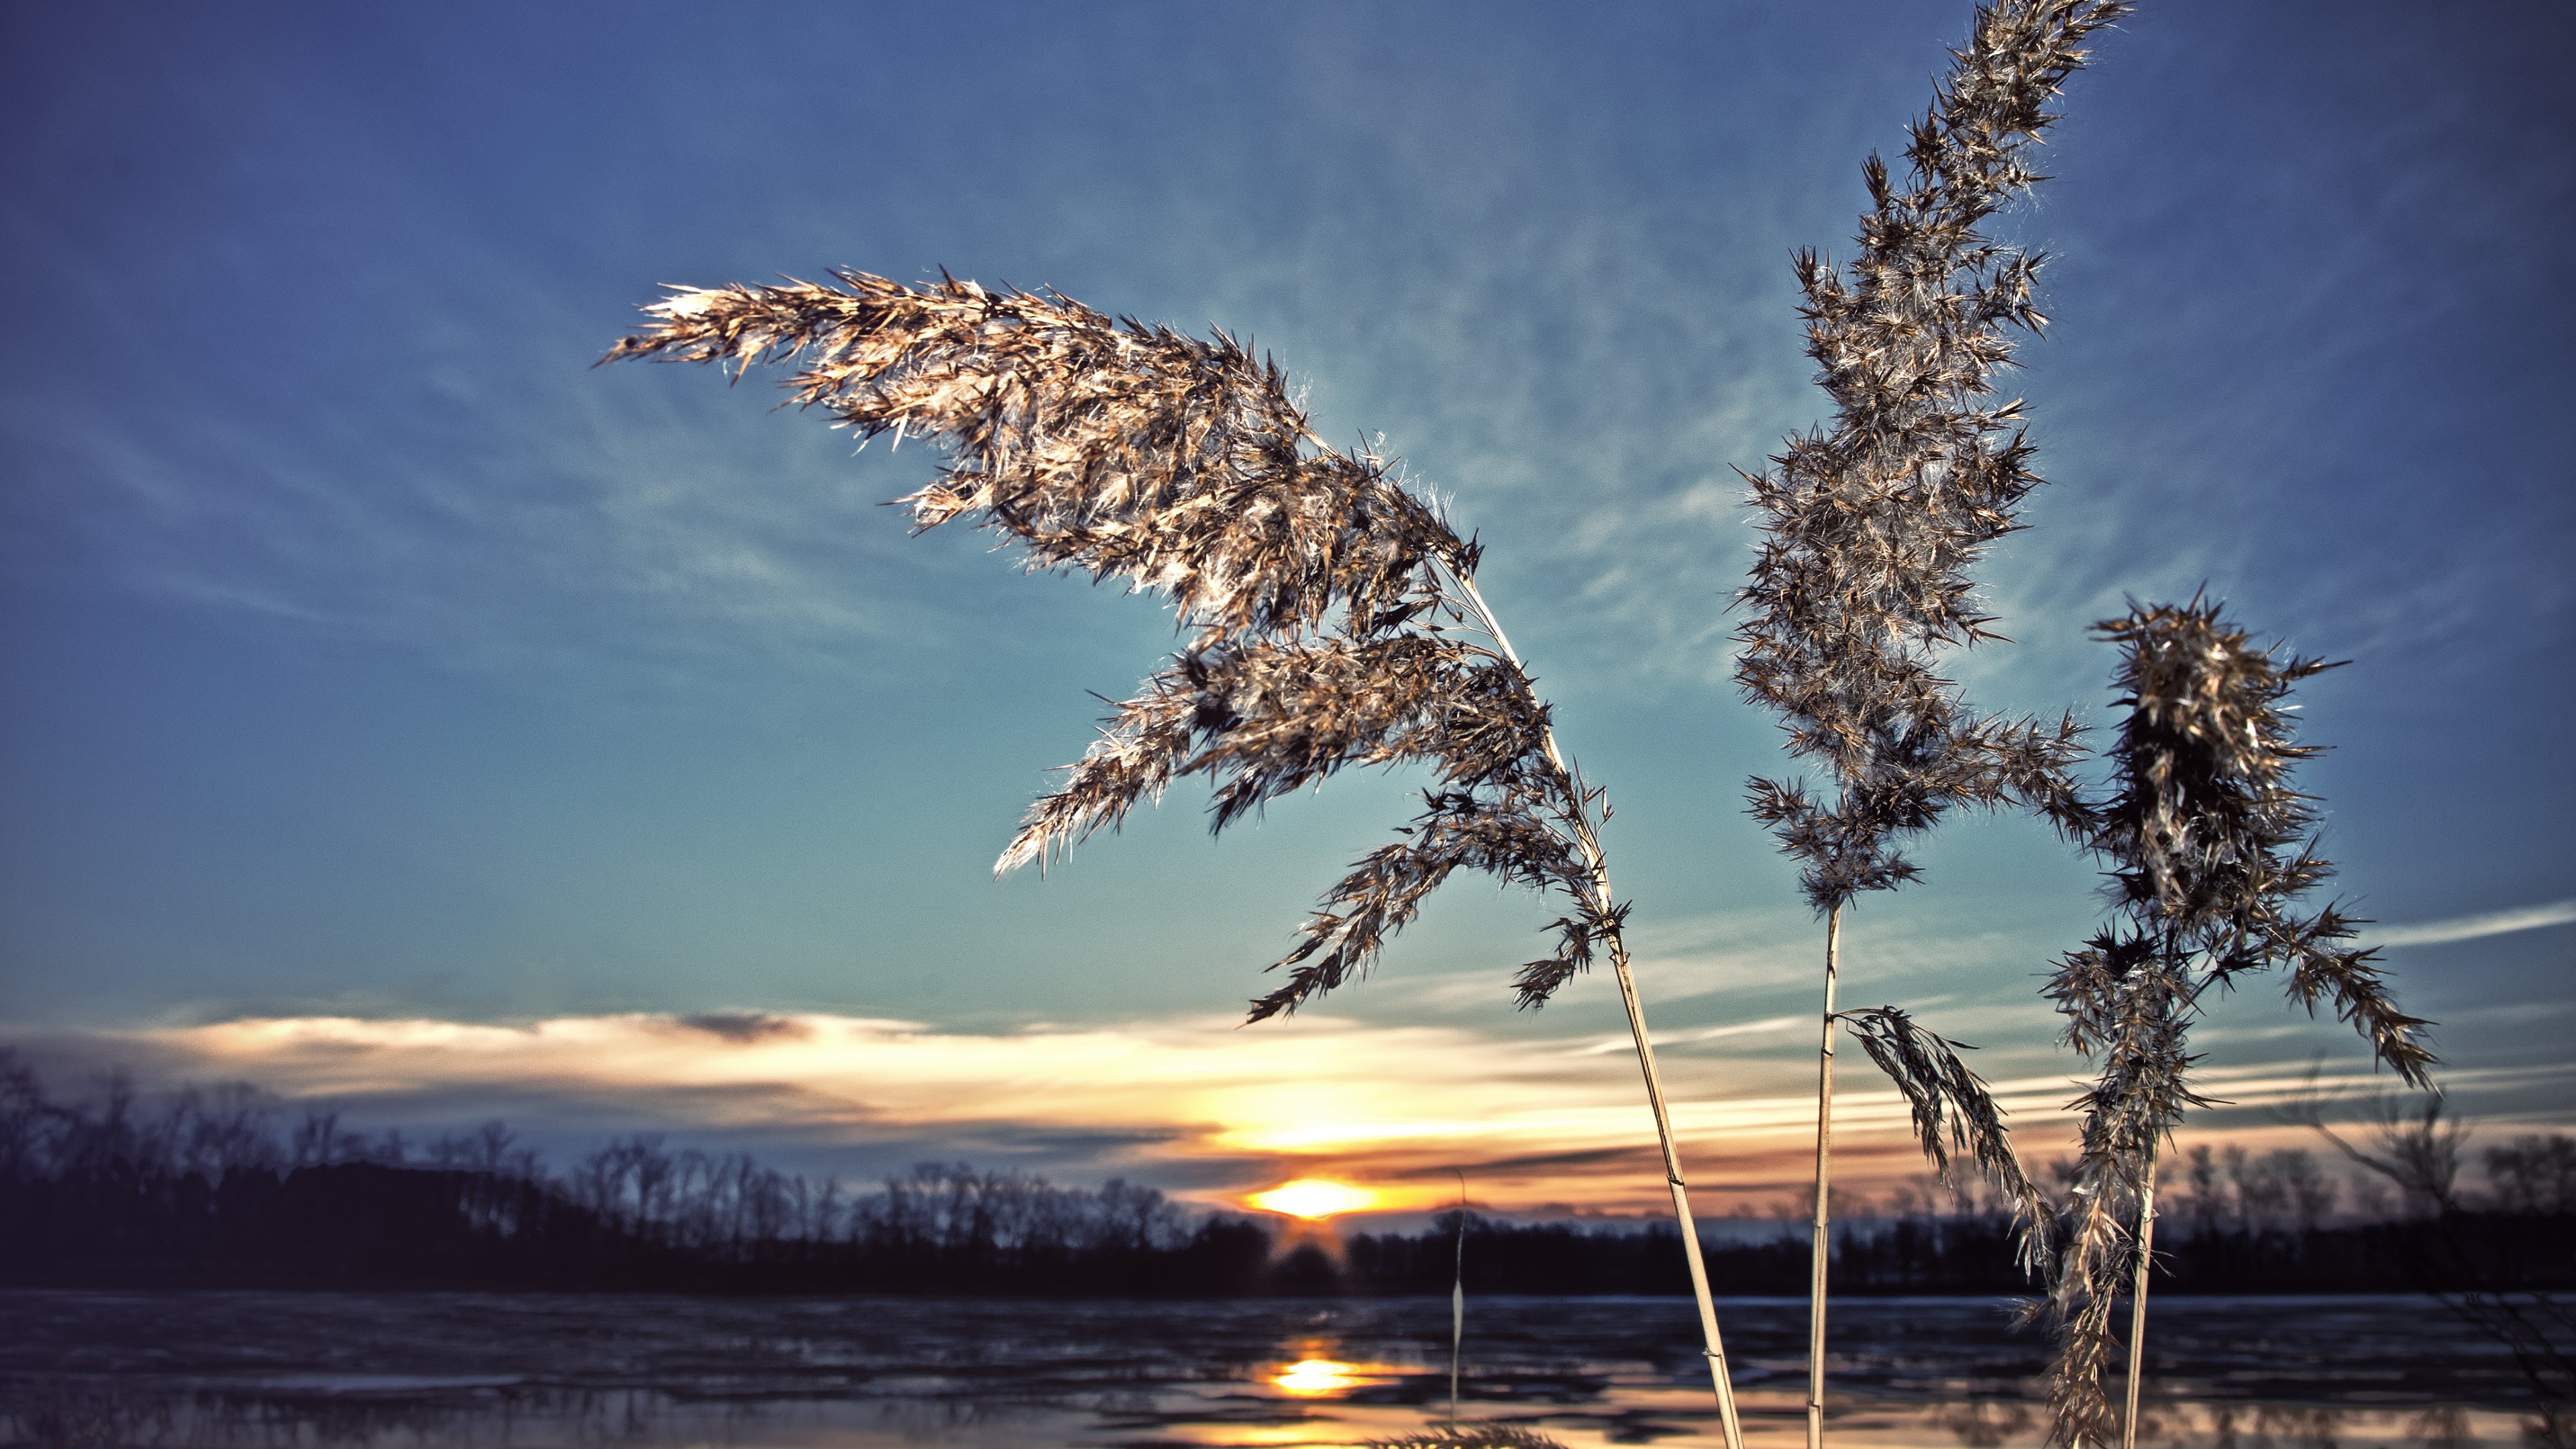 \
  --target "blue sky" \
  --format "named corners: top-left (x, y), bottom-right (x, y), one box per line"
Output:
top-left (3, 1), bottom-right (2569, 1212)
